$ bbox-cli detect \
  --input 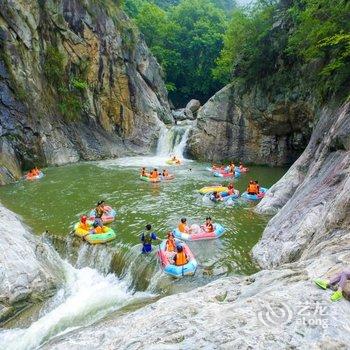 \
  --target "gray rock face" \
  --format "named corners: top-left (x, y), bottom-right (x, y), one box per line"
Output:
top-left (188, 84), bottom-right (313, 165)
top-left (0, 205), bottom-right (64, 322)
top-left (253, 103), bottom-right (350, 268)
top-left (0, 0), bottom-right (172, 183)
